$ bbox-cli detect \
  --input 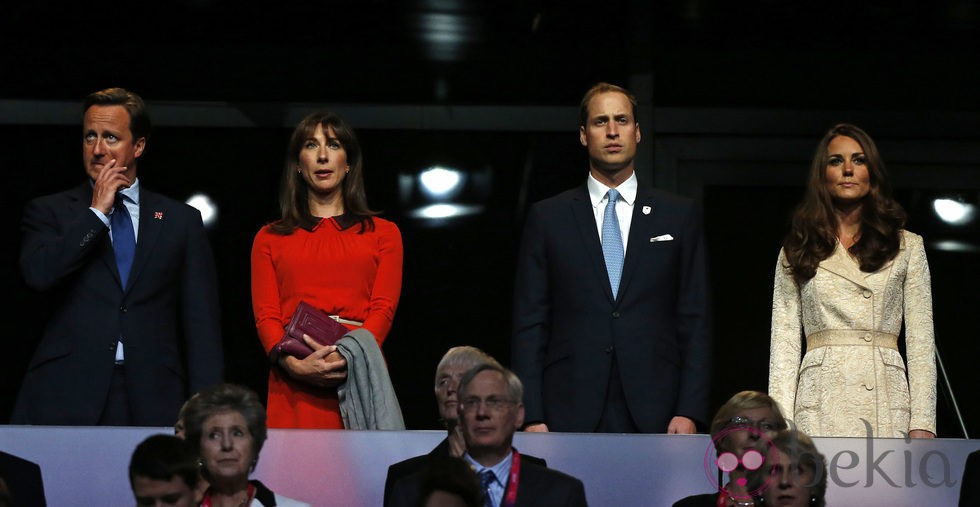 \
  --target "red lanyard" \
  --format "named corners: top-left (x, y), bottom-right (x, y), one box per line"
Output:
top-left (501, 449), bottom-right (521, 507)
top-left (201, 483), bottom-right (255, 507)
